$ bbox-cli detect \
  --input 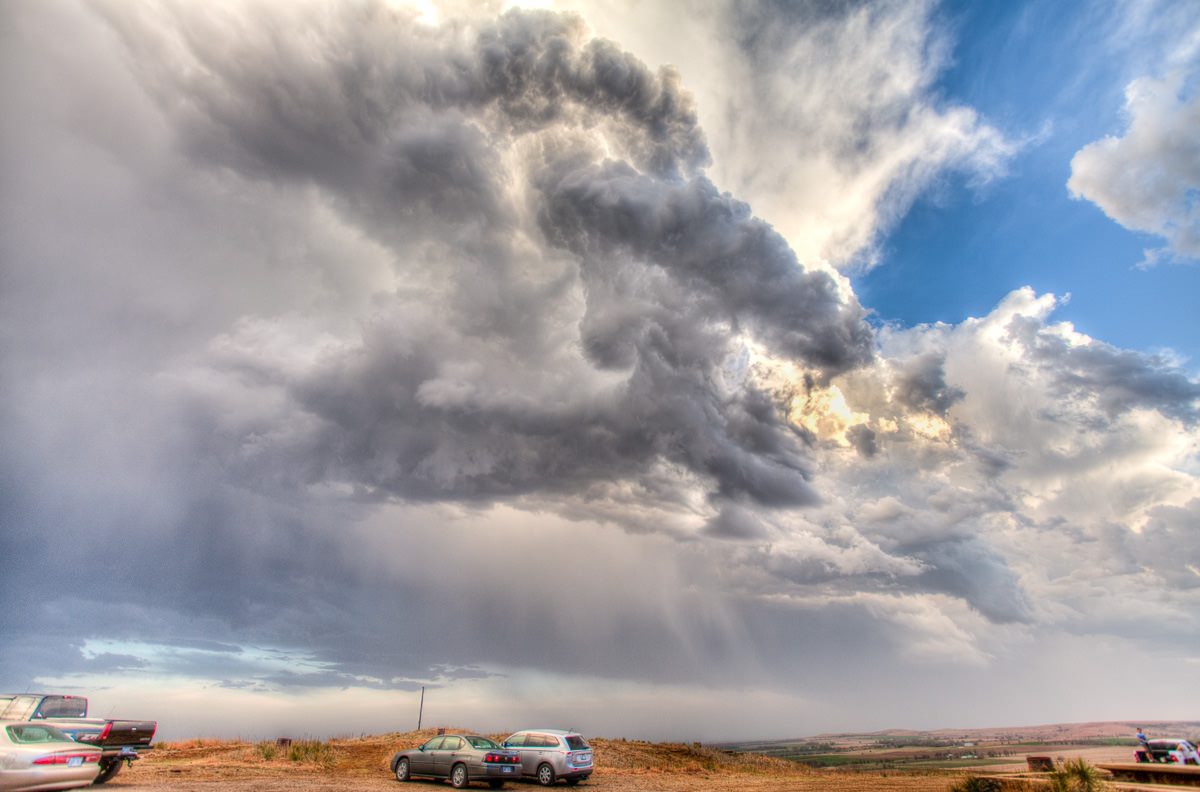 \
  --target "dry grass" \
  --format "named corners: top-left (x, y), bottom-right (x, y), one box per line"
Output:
top-left (151, 731), bottom-right (813, 775)
top-left (590, 736), bottom-right (807, 775)
top-left (139, 729), bottom-right (950, 790)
